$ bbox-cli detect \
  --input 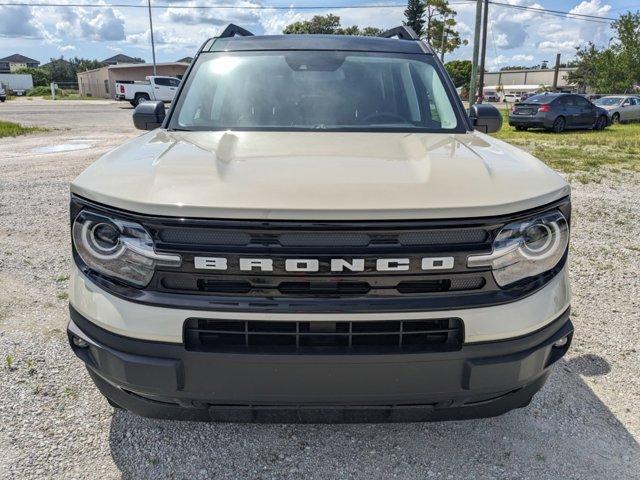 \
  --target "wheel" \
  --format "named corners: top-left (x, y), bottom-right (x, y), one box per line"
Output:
top-left (133, 93), bottom-right (150, 107)
top-left (515, 125), bottom-right (528, 131)
top-left (551, 116), bottom-right (566, 133)
top-left (129, 100), bottom-right (136, 107)
top-left (594, 115), bottom-right (607, 131)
